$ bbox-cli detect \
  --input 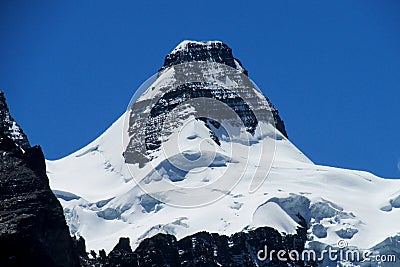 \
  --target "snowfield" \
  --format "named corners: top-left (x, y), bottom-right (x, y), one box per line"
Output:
top-left (46, 110), bottom-right (400, 253)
